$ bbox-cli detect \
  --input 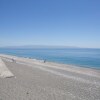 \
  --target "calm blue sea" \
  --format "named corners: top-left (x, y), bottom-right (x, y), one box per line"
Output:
top-left (0, 48), bottom-right (100, 69)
